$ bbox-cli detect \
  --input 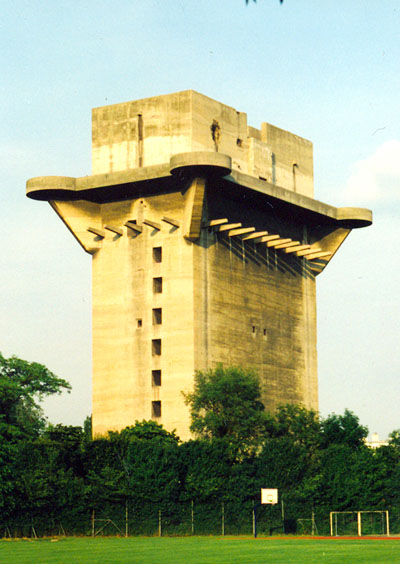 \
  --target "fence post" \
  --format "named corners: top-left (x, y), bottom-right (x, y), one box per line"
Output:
top-left (158, 510), bottom-right (162, 537)
top-left (311, 507), bottom-right (315, 536)
top-left (91, 510), bottom-right (95, 537)
top-left (221, 501), bottom-right (225, 536)
top-left (125, 501), bottom-right (128, 538)
top-left (191, 500), bottom-right (194, 535)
